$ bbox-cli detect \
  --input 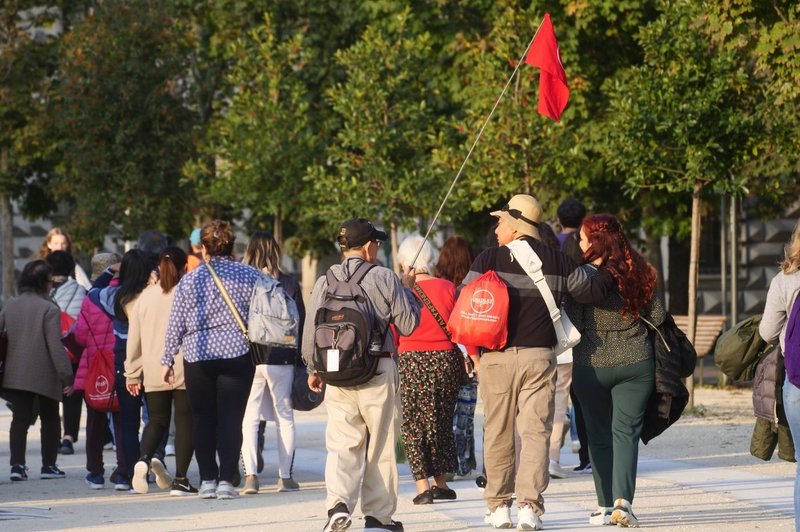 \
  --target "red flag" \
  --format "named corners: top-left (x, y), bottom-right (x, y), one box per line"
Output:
top-left (524, 13), bottom-right (569, 122)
